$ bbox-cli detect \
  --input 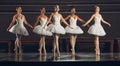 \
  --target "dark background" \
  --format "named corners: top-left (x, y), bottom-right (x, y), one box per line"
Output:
top-left (0, 0), bottom-right (120, 53)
